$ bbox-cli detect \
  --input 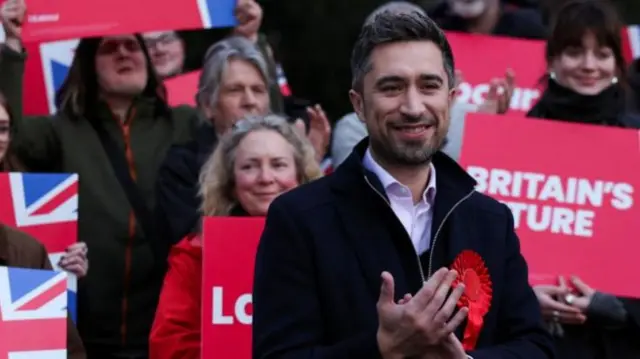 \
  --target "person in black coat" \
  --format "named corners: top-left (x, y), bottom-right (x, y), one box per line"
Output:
top-left (253, 10), bottom-right (554, 359)
top-left (528, 0), bottom-right (640, 129)
top-left (527, 1), bottom-right (640, 358)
